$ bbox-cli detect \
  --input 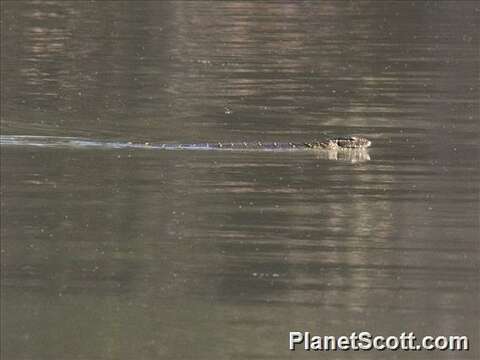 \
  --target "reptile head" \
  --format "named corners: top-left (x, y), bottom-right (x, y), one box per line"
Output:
top-left (334, 136), bottom-right (371, 148)
top-left (311, 137), bottom-right (371, 149)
